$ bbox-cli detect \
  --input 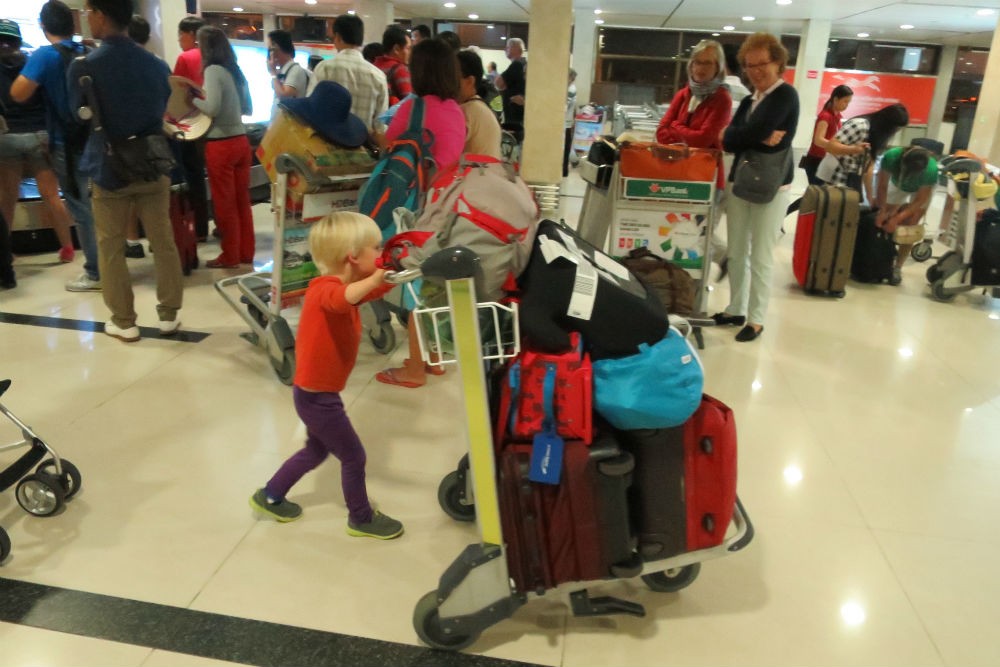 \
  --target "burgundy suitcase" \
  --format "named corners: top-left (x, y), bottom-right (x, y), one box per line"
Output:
top-left (619, 393), bottom-right (738, 561)
top-left (498, 437), bottom-right (637, 595)
top-left (169, 186), bottom-right (199, 276)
